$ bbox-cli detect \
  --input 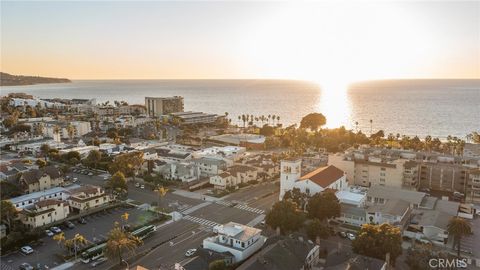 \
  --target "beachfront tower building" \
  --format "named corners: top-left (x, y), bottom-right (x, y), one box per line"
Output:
top-left (145, 96), bottom-right (184, 117)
